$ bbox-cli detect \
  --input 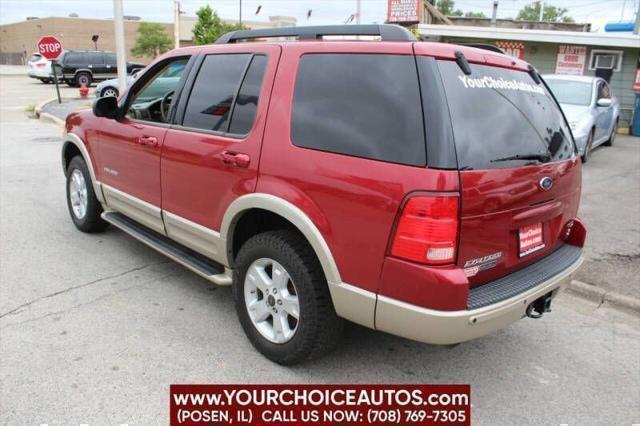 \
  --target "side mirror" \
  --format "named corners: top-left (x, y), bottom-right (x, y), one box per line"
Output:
top-left (93, 96), bottom-right (118, 119)
top-left (596, 98), bottom-right (612, 107)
